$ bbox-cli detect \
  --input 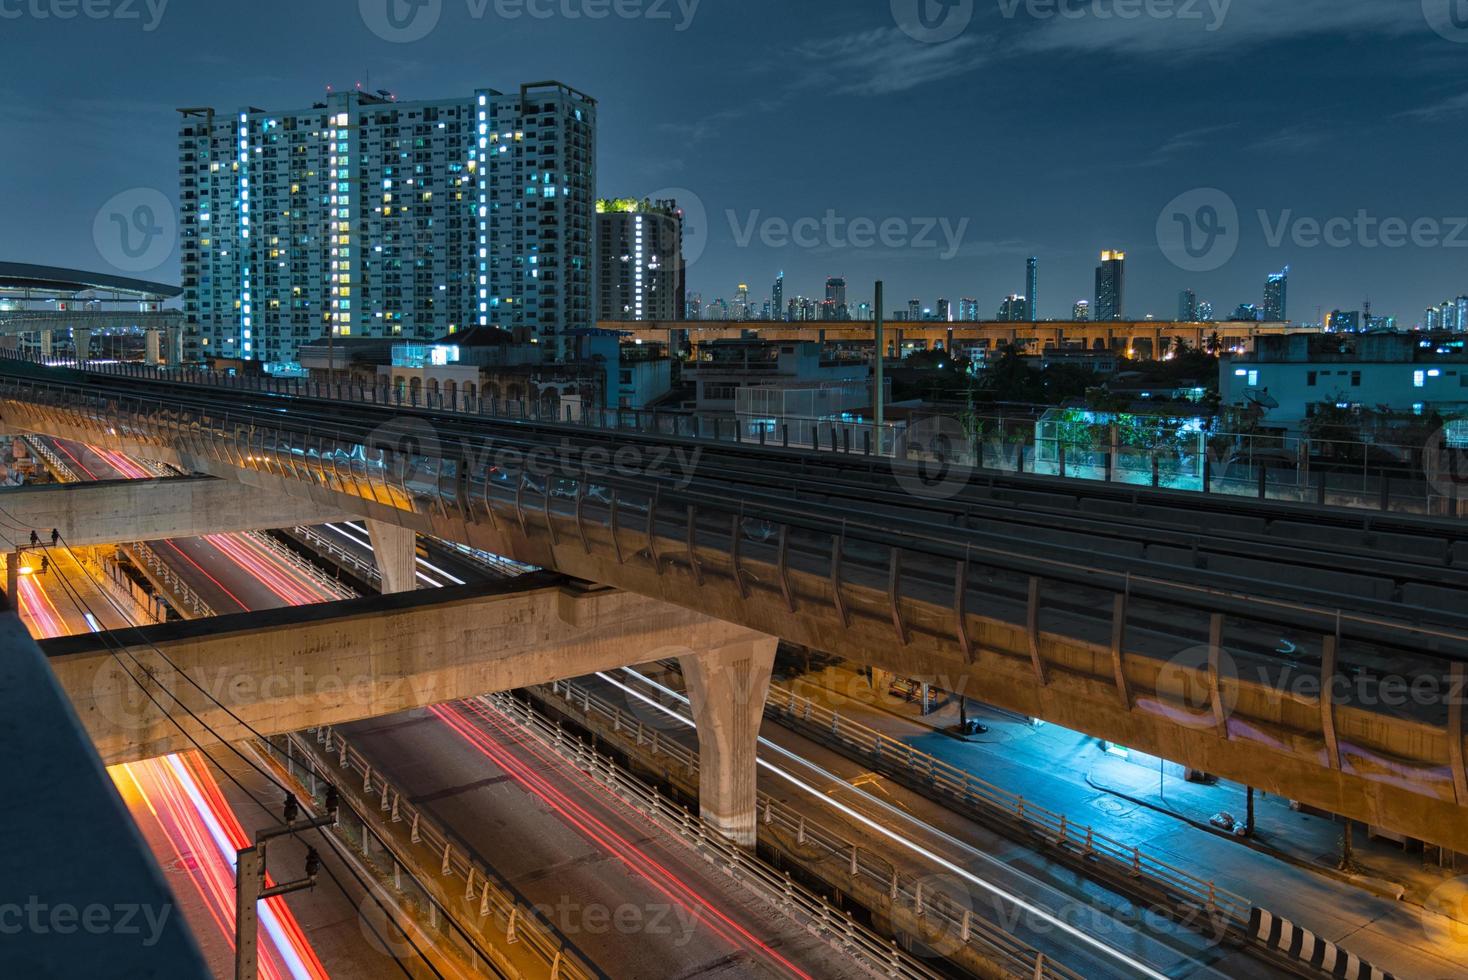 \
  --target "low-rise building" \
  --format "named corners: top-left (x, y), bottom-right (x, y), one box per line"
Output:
top-left (1220, 333), bottom-right (1468, 433)
top-left (682, 339), bottom-right (868, 413)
